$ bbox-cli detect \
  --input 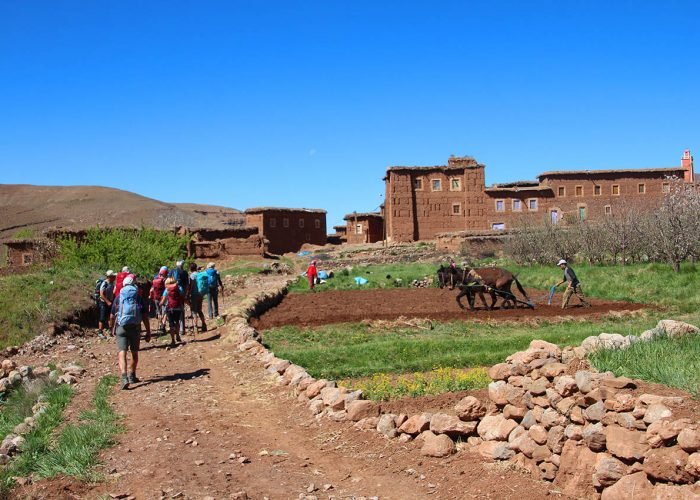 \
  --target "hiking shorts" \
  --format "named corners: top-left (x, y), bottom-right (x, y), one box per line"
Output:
top-left (167, 309), bottom-right (182, 330)
top-left (190, 294), bottom-right (203, 315)
top-left (116, 324), bottom-right (140, 352)
top-left (98, 301), bottom-right (110, 323)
